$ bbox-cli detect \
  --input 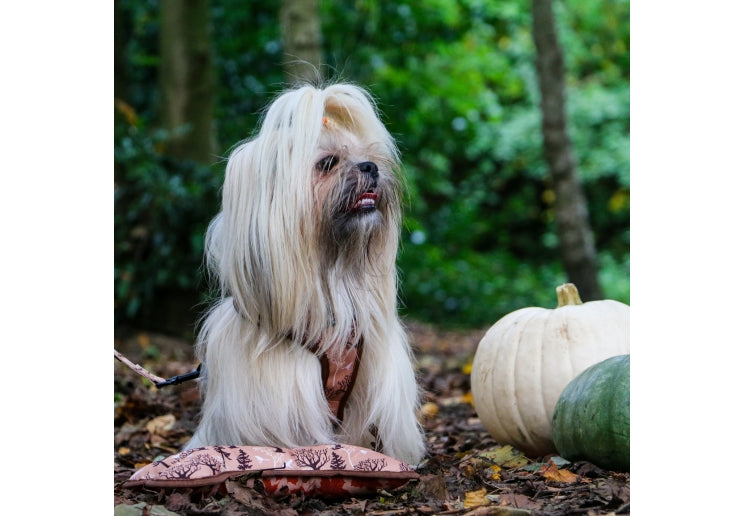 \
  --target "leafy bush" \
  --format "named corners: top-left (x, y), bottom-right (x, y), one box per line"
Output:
top-left (114, 105), bottom-right (222, 324)
top-left (398, 227), bottom-right (629, 328)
